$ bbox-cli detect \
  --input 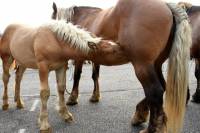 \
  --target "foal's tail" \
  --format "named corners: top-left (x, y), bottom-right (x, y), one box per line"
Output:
top-left (165, 3), bottom-right (192, 133)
